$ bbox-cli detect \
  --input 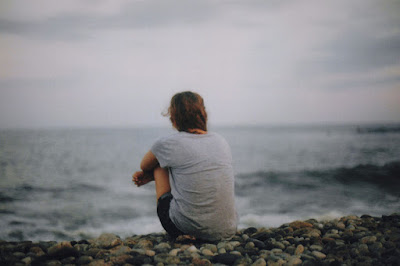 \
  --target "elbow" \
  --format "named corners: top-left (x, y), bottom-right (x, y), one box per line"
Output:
top-left (140, 160), bottom-right (156, 172)
top-left (140, 162), bottom-right (149, 172)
